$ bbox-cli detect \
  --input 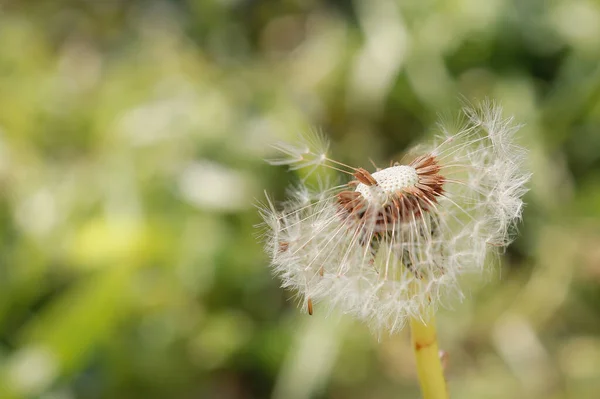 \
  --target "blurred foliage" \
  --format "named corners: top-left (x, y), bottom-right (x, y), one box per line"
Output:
top-left (0, 0), bottom-right (599, 398)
